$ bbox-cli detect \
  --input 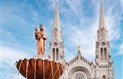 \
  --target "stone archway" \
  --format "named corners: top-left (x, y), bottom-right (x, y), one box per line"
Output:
top-left (68, 66), bottom-right (91, 79)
